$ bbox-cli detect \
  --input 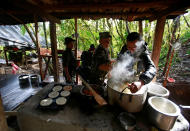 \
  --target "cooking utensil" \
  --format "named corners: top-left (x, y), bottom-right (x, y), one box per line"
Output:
top-left (118, 112), bottom-right (136, 131)
top-left (30, 75), bottom-right (39, 87)
top-left (148, 96), bottom-right (180, 130)
top-left (146, 82), bottom-right (170, 98)
top-left (179, 105), bottom-right (190, 110)
top-left (107, 78), bottom-right (147, 112)
top-left (79, 75), bottom-right (107, 106)
top-left (19, 75), bottom-right (30, 88)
